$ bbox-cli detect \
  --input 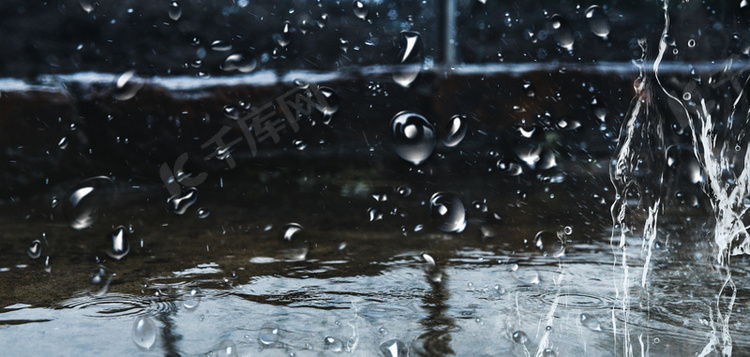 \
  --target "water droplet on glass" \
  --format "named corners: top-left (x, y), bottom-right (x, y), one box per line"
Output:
top-left (391, 111), bottom-right (435, 165)
top-left (62, 176), bottom-right (116, 230)
top-left (443, 114), bottom-right (468, 147)
top-left (132, 317), bottom-right (157, 350)
top-left (512, 330), bottom-right (529, 344)
top-left (197, 208), bottom-right (210, 219)
top-left (324, 336), bottom-right (345, 352)
top-left (169, 187), bottom-right (198, 215)
top-left (429, 192), bottom-right (467, 233)
top-left (379, 339), bottom-right (408, 357)
top-left (550, 14), bottom-right (574, 51)
top-left (27, 240), bottom-right (42, 259)
top-left (393, 31), bottom-right (422, 88)
top-left (278, 21), bottom-right (292, 47)
top-left (352, 0), bottom-right (368, 20)
top-left (580, 313), bottom-right (603, 331)
top-left (221, 54), bottom-right (257, 73)
top-left (168, 1), bottom-right (181, 21)
top-left (106, 226), bottom-right (130, 260)
top-left (258, 322), bottom-right (280, 346)
top-left (585, 5), bottom-right (610, 39)
top-left (210, 40), bottom-right (233, 52)
top-left (182, 288), bottom-right (201, 311)
top-left (113, 70), bottom-right (144, 101)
